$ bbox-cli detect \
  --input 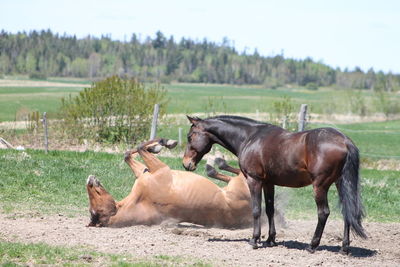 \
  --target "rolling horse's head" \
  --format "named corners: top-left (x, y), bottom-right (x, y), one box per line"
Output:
top-left (86, 175), bottom-right (117, 227)
top-left (183, 116), bottom-right (214, 171)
